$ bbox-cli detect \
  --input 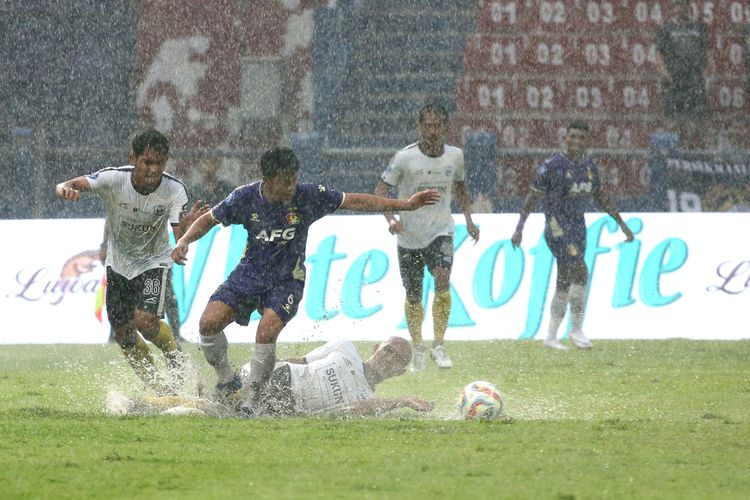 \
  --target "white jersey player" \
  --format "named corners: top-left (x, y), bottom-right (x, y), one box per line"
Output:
top-left (374, 103), bottom-right (479, 372)
top-left (107, 336), bottom-right (434, 418)
top-left (242, 337), bottom-right (434, 417)
top-left (55, 129), bottom-right (209, 394)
